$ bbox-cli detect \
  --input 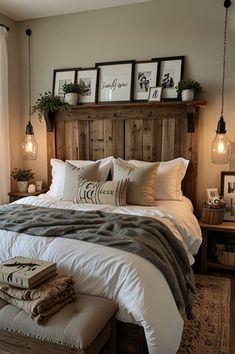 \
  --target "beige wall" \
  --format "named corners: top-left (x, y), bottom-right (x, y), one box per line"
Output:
top-left (6, 0), bottom-right (235, 207)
